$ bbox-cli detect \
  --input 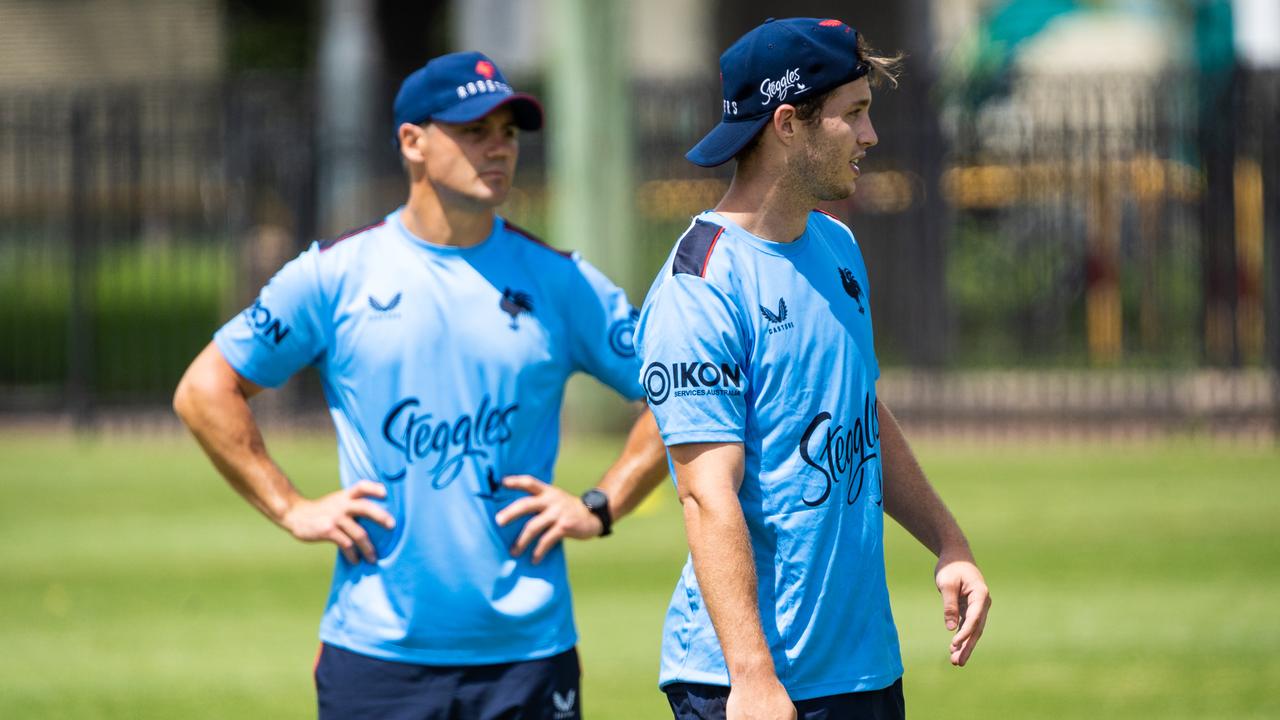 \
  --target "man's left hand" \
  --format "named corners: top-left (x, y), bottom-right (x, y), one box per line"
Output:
top-left (495, 475), bottom-right (604, 563)
top-left (935, 557), bottom-right (992, 667)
